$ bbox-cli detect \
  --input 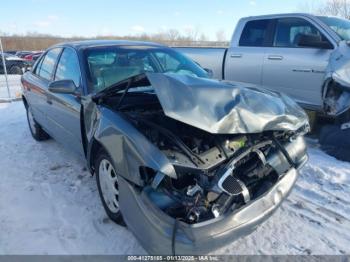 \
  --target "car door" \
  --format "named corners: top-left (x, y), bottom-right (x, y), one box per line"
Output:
top-left (46, 47), bottom-right (85, 156)
top-left (262, 17), bottom-right (335, 109)
top-left (23, 48), bottom-right (62, 130)
top-left (224, 19), bottom-right (275, 85)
